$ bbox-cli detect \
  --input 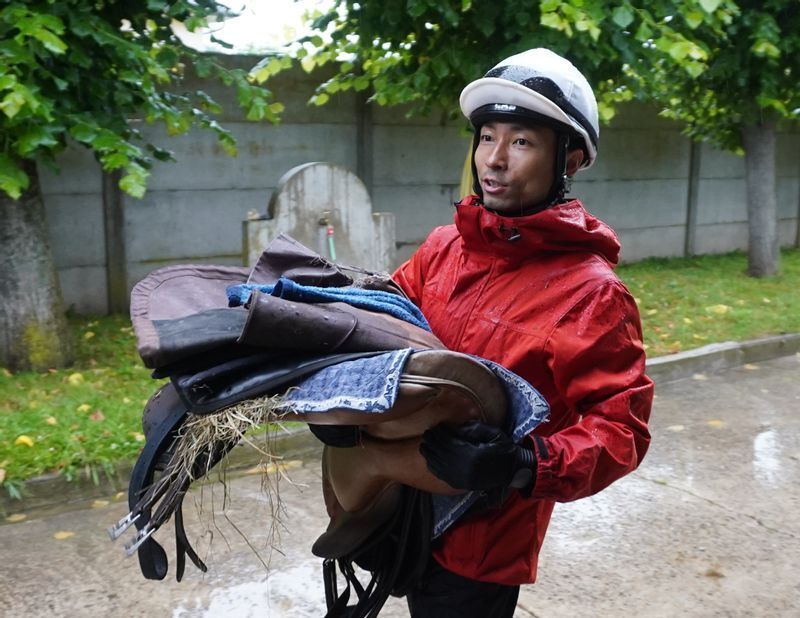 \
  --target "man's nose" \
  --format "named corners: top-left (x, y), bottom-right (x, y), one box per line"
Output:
top-left (485, 142), bottom-right (507, 168)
